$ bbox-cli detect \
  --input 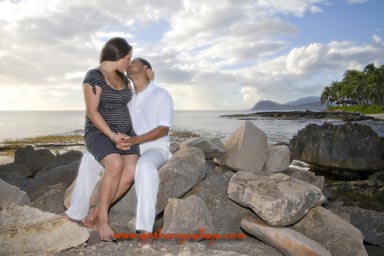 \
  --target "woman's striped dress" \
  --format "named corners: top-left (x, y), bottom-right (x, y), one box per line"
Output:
top-left (83, 68), bottom-right (140, 162)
